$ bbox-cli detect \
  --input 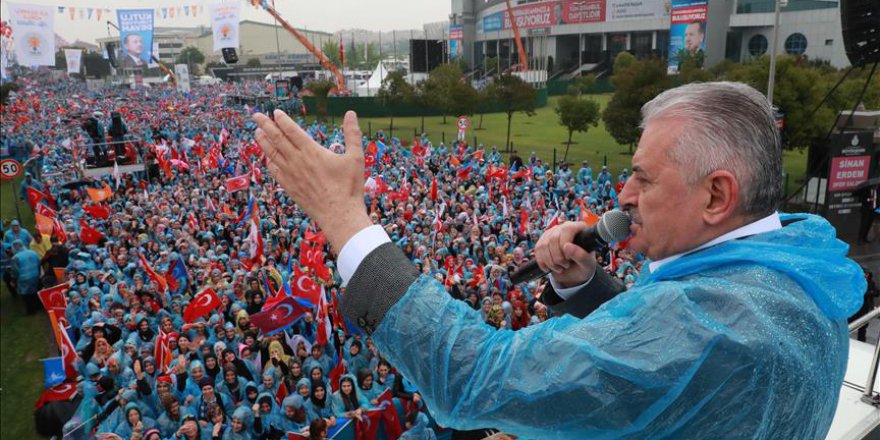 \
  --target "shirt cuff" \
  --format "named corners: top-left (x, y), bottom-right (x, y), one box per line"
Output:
top-left (548, 270), bottom-right (596, 300)
top-left (337, 225), bottom-right (391, 285)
